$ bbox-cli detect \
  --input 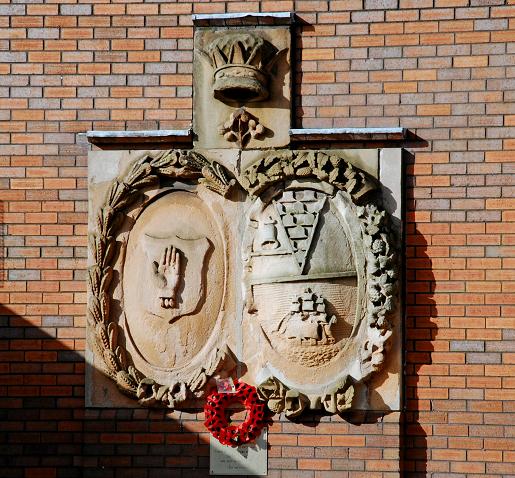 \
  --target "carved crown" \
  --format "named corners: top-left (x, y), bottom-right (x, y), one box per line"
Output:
top-left (203, 32), bottom-right (280, 103)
